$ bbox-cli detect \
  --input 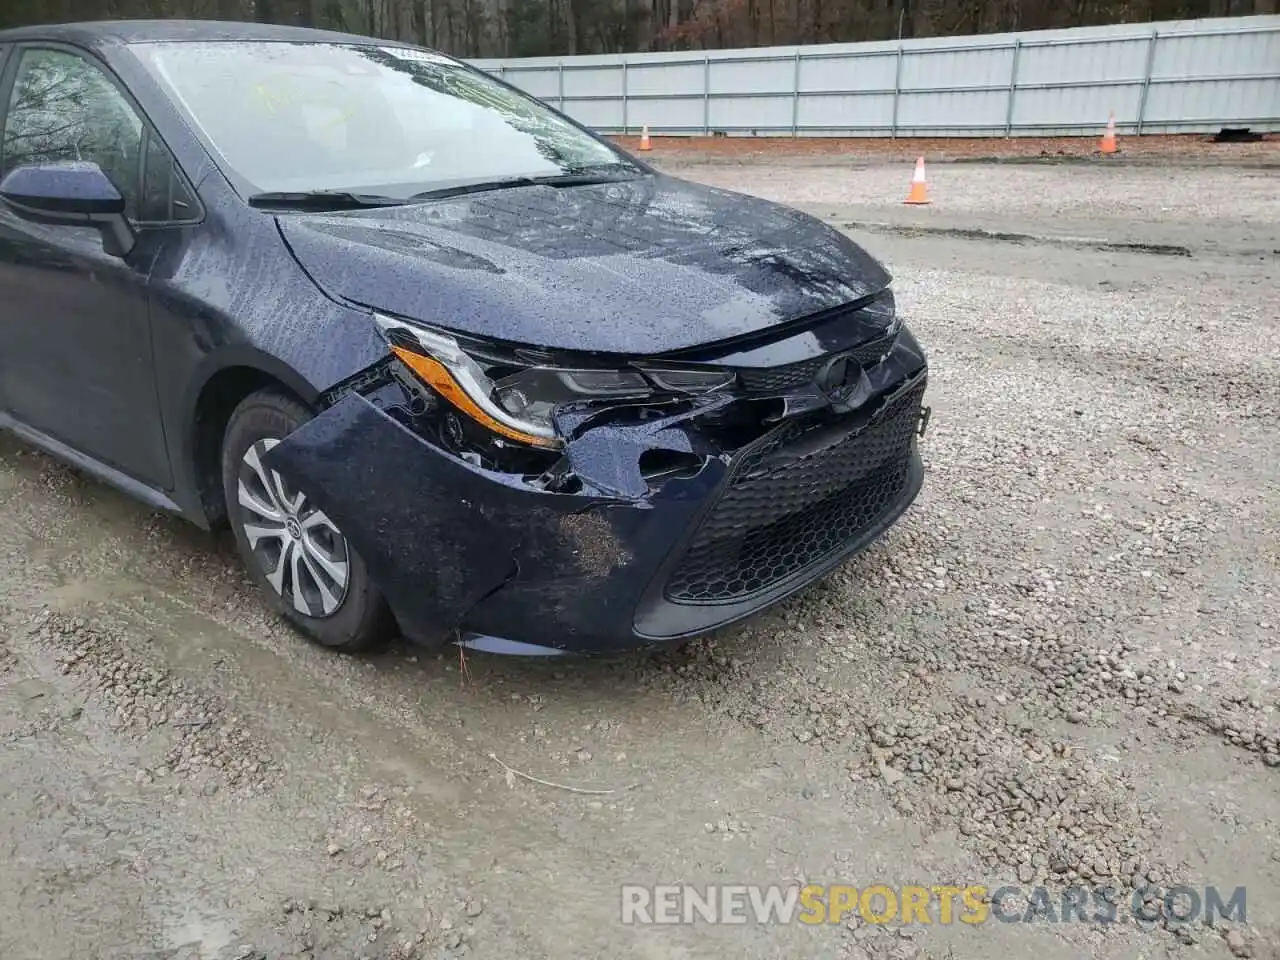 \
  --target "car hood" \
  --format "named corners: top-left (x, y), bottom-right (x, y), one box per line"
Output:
top-left (276, 173), bottom-right (890, 355)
